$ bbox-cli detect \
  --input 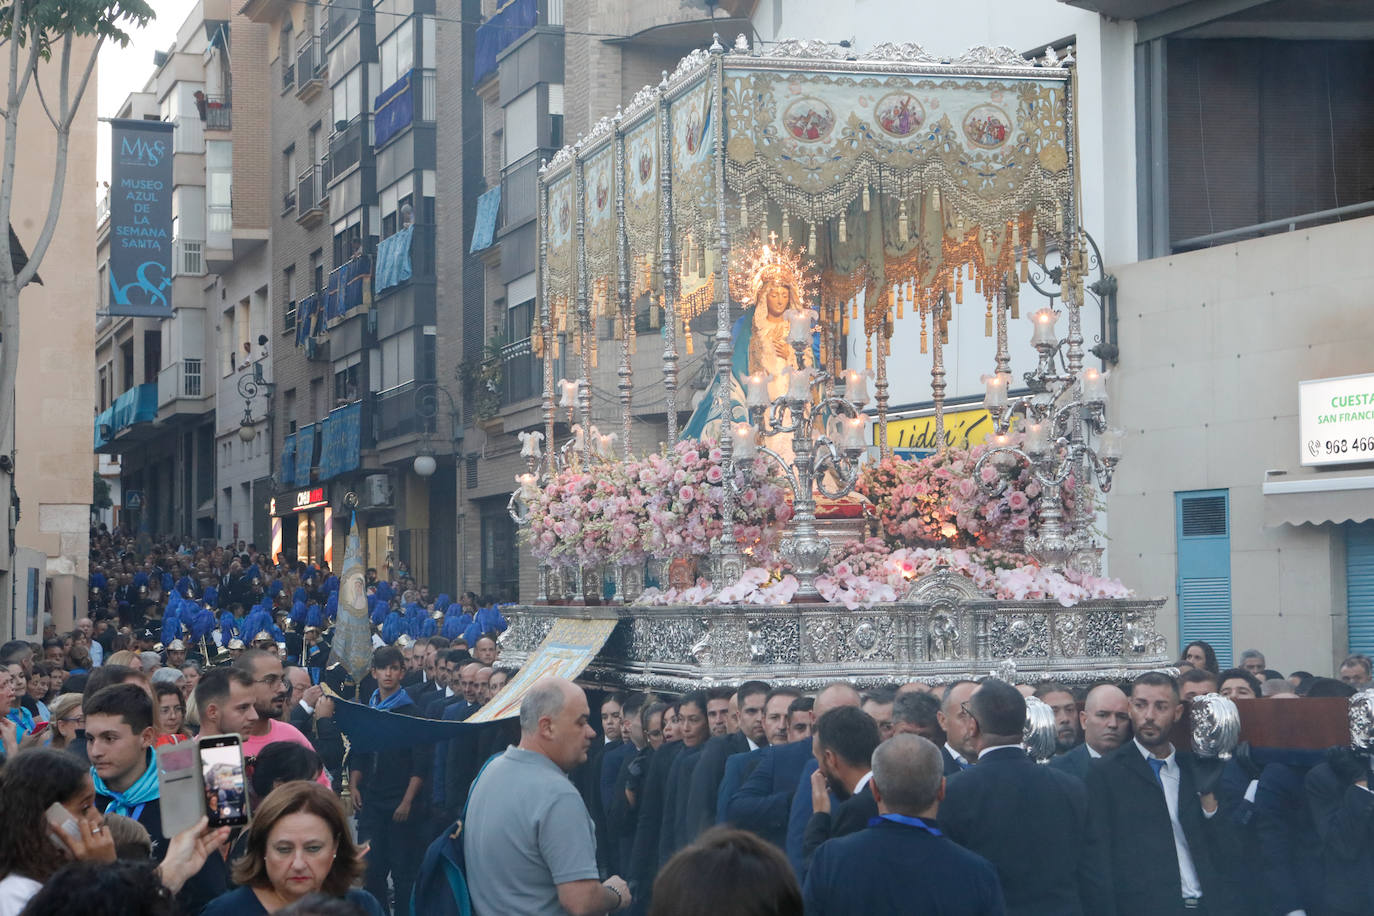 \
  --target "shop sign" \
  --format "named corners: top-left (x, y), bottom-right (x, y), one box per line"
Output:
top-left (1299, 373), bottom-right (1374, 467)
top-left (877, 406), bottom-right (1002, 458)
top-left (274, 487), bottom-right (327, 514)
